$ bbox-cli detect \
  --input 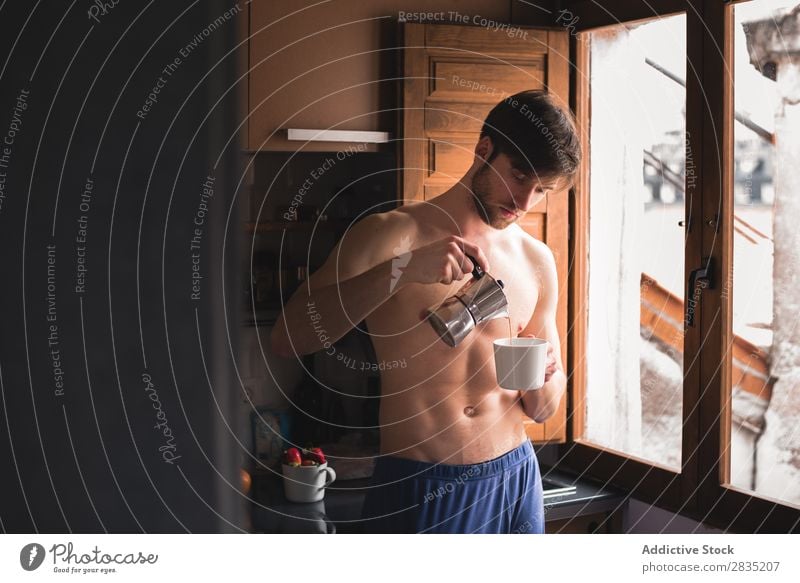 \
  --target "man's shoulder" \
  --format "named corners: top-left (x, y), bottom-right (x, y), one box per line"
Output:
top-left (342, 207), bottom-right (420, 261)
top-left (351, 207), bottom-right (417, 239)
top-left (515, 225), bottom-right (553, 257)
top-left (516, 226), bottom-right (556, 267)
